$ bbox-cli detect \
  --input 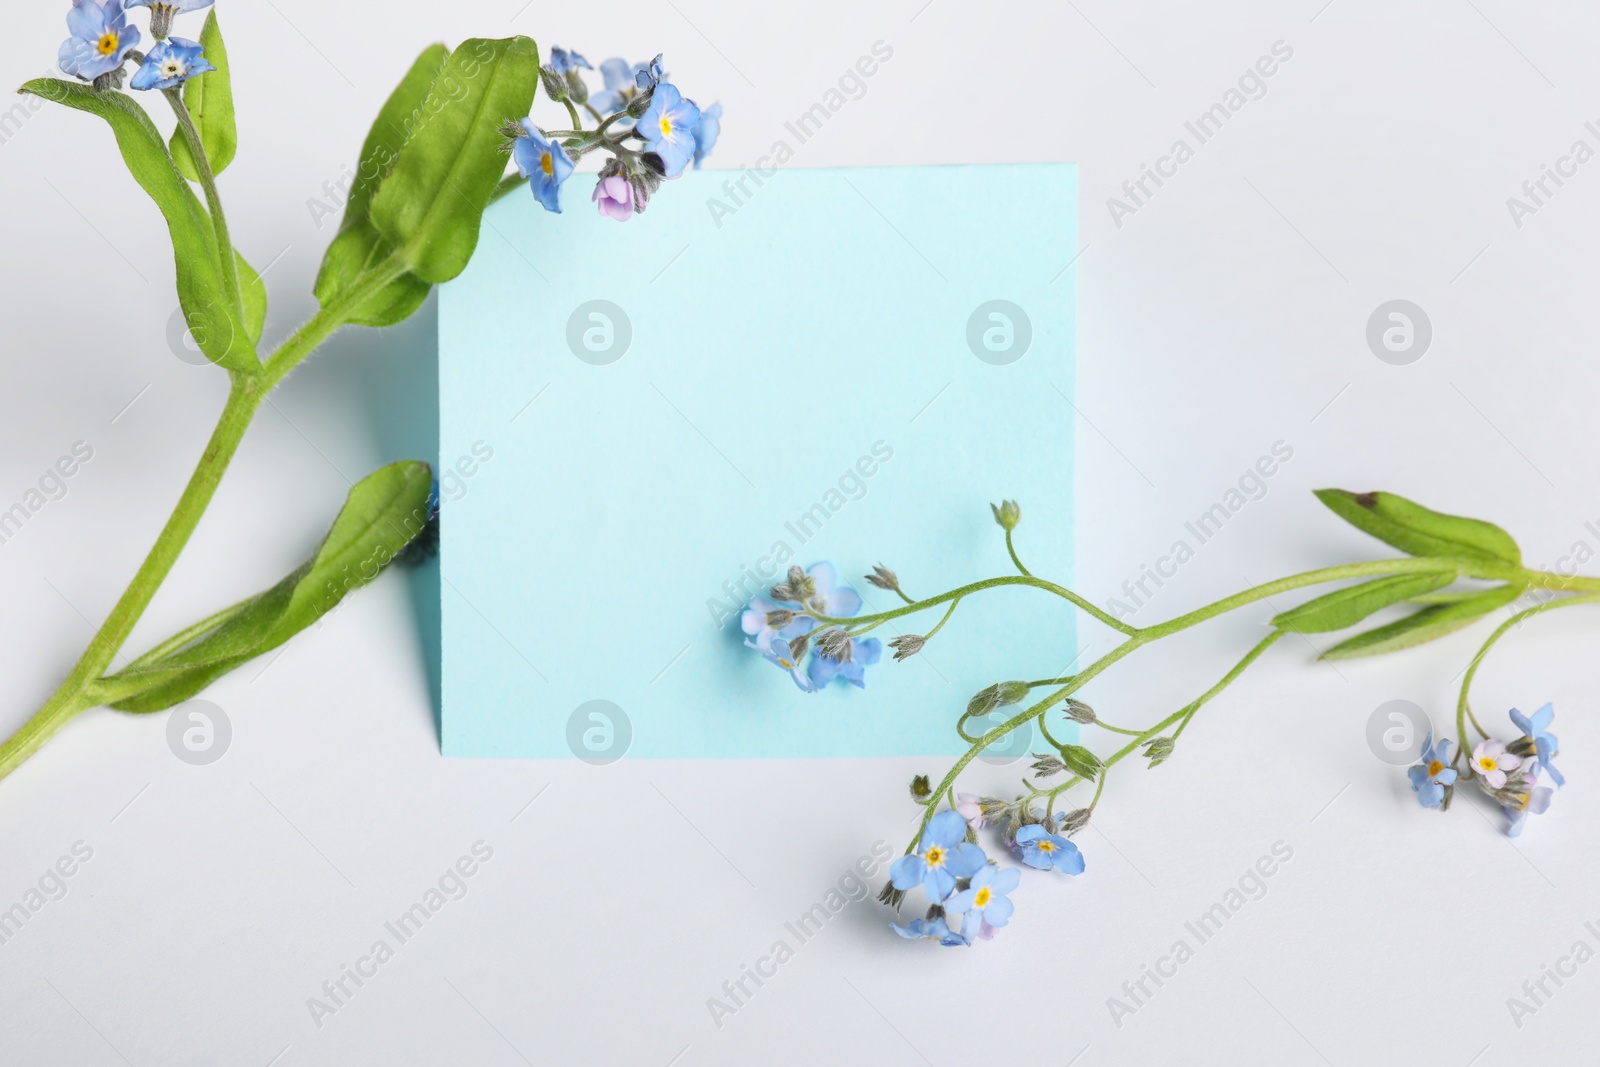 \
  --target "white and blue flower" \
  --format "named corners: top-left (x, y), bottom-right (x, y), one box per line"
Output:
top-left (59, 0), bottom-right (141, 82)
top-left (890, 810), bottom-right (986, 901)
top-left (129, 36), bottom-right (213, 91)
top-left (740, 595), bottom-right (814, 654)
